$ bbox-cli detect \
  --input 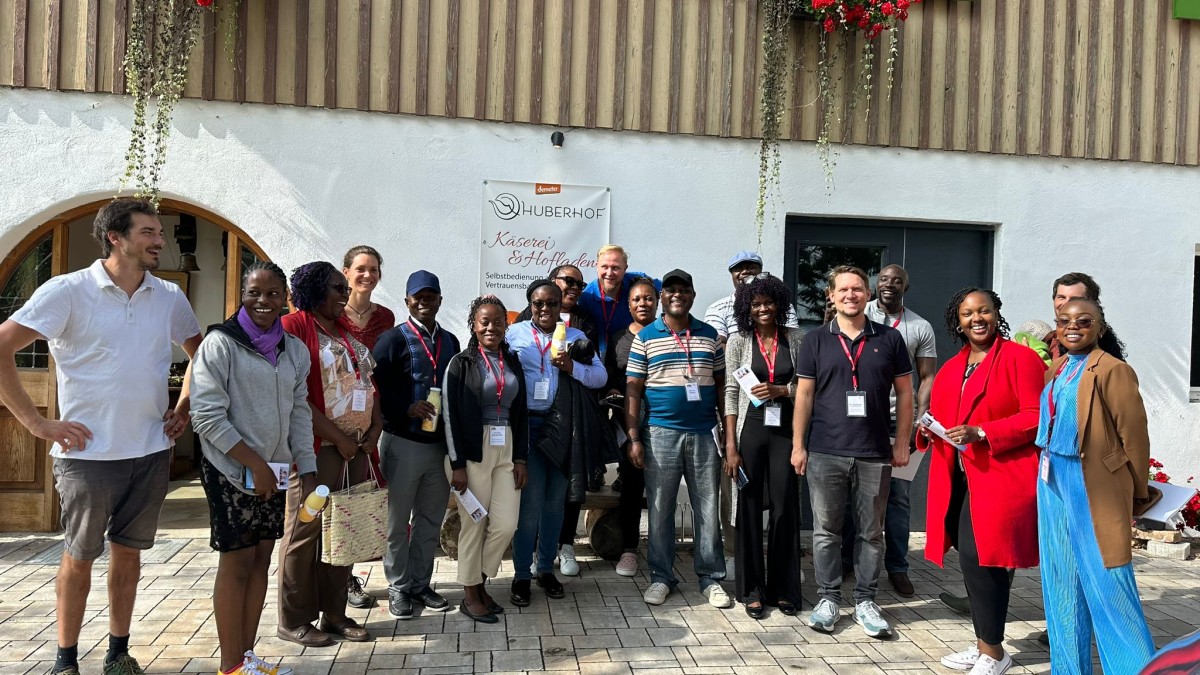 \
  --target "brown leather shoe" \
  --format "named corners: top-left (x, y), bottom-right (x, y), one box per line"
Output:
top-left (277, 623), bottom-right (335, 647)
top-left (888, 571), bottom-right (915, 598)
top-left (318, 616), bottom-right (372, 642)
